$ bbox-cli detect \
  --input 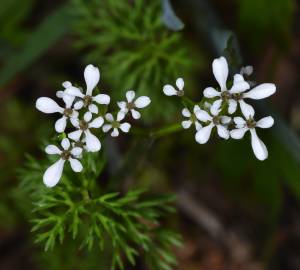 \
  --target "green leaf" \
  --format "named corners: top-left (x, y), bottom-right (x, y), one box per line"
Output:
top-left (0, 4), bottom-right (71, 86)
